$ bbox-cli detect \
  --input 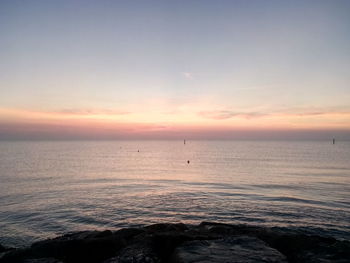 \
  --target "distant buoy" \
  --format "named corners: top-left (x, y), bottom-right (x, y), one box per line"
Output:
top-left (333, 138), bottom-right (335, 145)
top-left (187, 160), bottom-right (190, 164)
top-left (138, 150), bottom-right (139, 152)
top-left (184, 139), bottom-right (186, 145)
